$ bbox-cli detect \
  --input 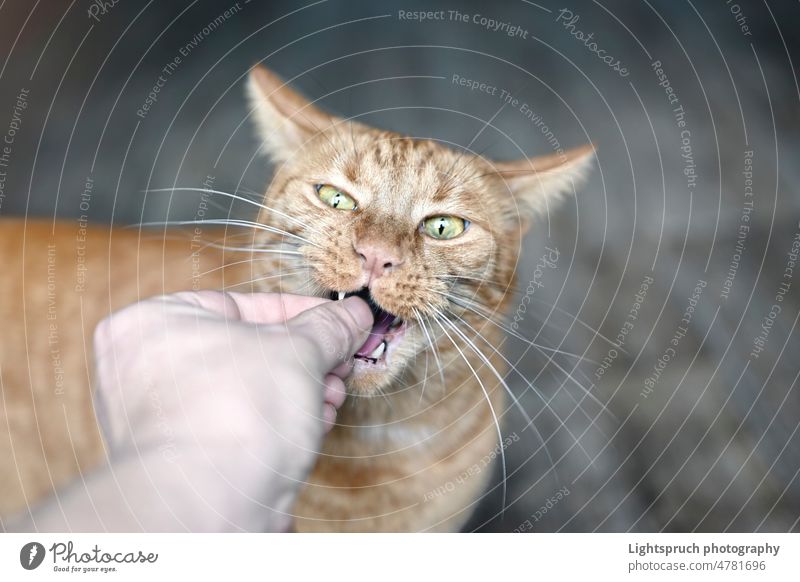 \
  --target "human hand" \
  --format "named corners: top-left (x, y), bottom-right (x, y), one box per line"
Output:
top-left (14, 291), bottom-right (372, 533)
